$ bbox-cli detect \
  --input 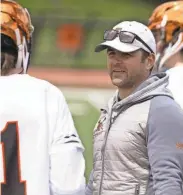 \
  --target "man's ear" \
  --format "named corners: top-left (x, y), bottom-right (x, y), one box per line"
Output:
top-left (146, 53), bottom-right (155, 71)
